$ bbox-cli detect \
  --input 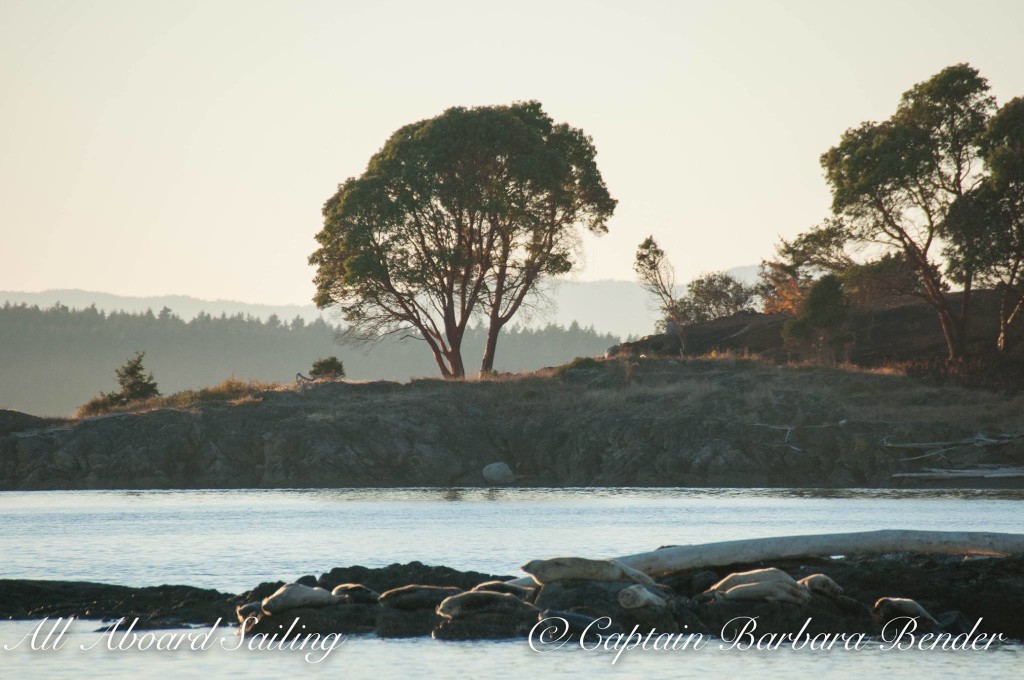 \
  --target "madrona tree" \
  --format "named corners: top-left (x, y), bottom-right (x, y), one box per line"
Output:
top-left (945, 97), bottom-right (1024, 350)
top-left (820, 63), bottom-right (995, 359)
top-left (310, 102), bottom-right (615, 378)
